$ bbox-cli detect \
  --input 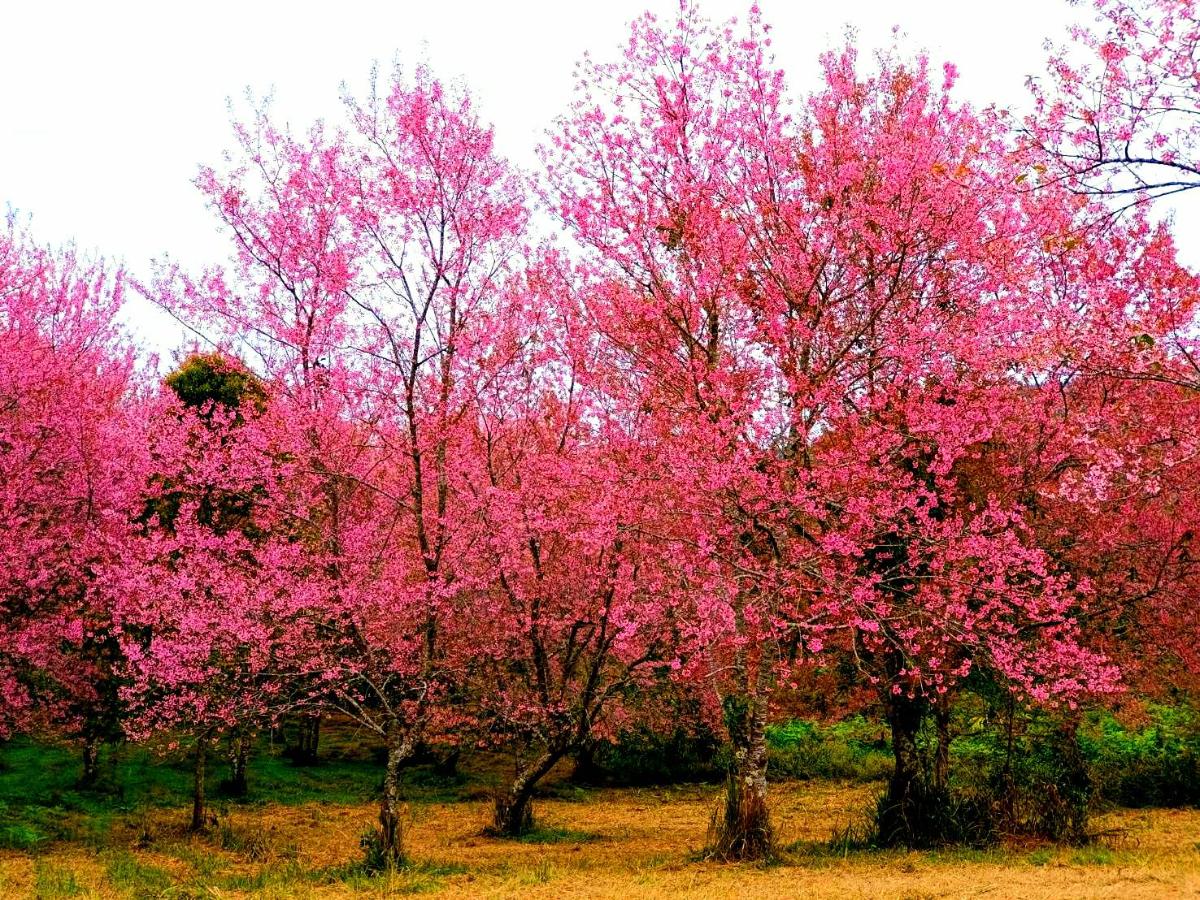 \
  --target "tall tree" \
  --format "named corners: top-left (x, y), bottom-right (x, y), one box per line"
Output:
top-left (467, 279), bottom-right (685, 834)
top-left (148, 63), bottom-right (530, 863)
top-left (546, 3), bottom-right (1124, 854)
